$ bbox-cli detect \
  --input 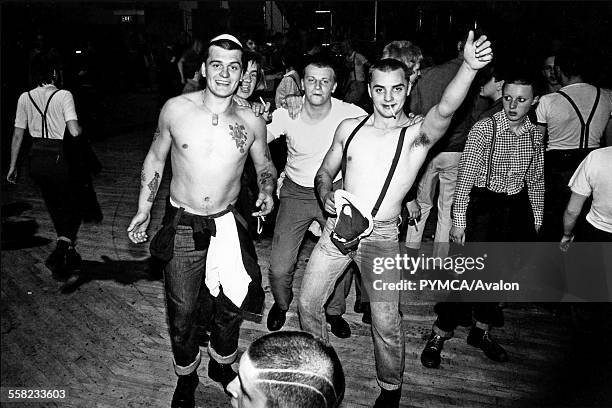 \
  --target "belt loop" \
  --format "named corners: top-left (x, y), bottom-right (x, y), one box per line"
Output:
top-left (172, 207), bottom-right (185, 228)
